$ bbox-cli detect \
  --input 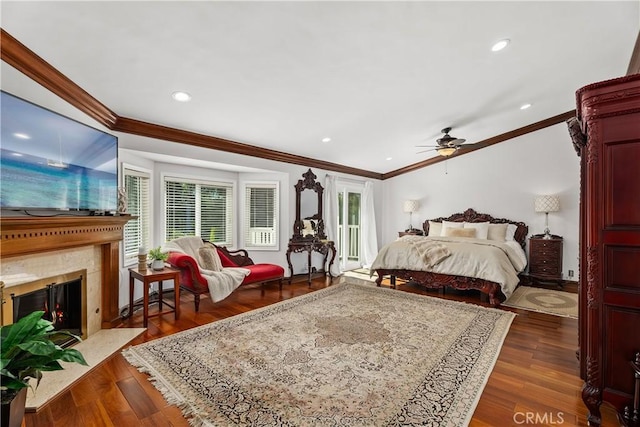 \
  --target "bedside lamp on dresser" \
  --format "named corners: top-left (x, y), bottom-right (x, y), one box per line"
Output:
top-left (400, 200), bottom-right (424, 237)
top-left (534, 195), bottom-right (560, 239)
